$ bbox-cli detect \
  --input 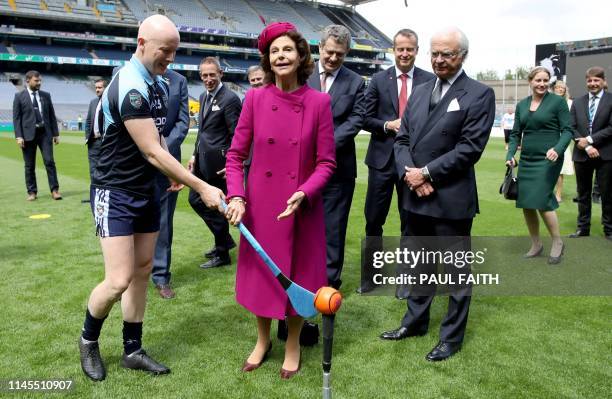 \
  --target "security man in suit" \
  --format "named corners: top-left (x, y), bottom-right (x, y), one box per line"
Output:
top-left (382, 27), bottom-right (495, 362)
top-left (570, 66), bottom-right (612, 240)
top-left (13, 70), bottom-right (62, 201)
top-left (359, 29), bottom-right (435, 295)
top-left (189, 57), bottom-right (242, 268)
top-left (151, 69), bottom-right (190, 298)
top-left (307, 24), bottom-right (365, 290)
top-left (84, 78), bottom-right (107, 180)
